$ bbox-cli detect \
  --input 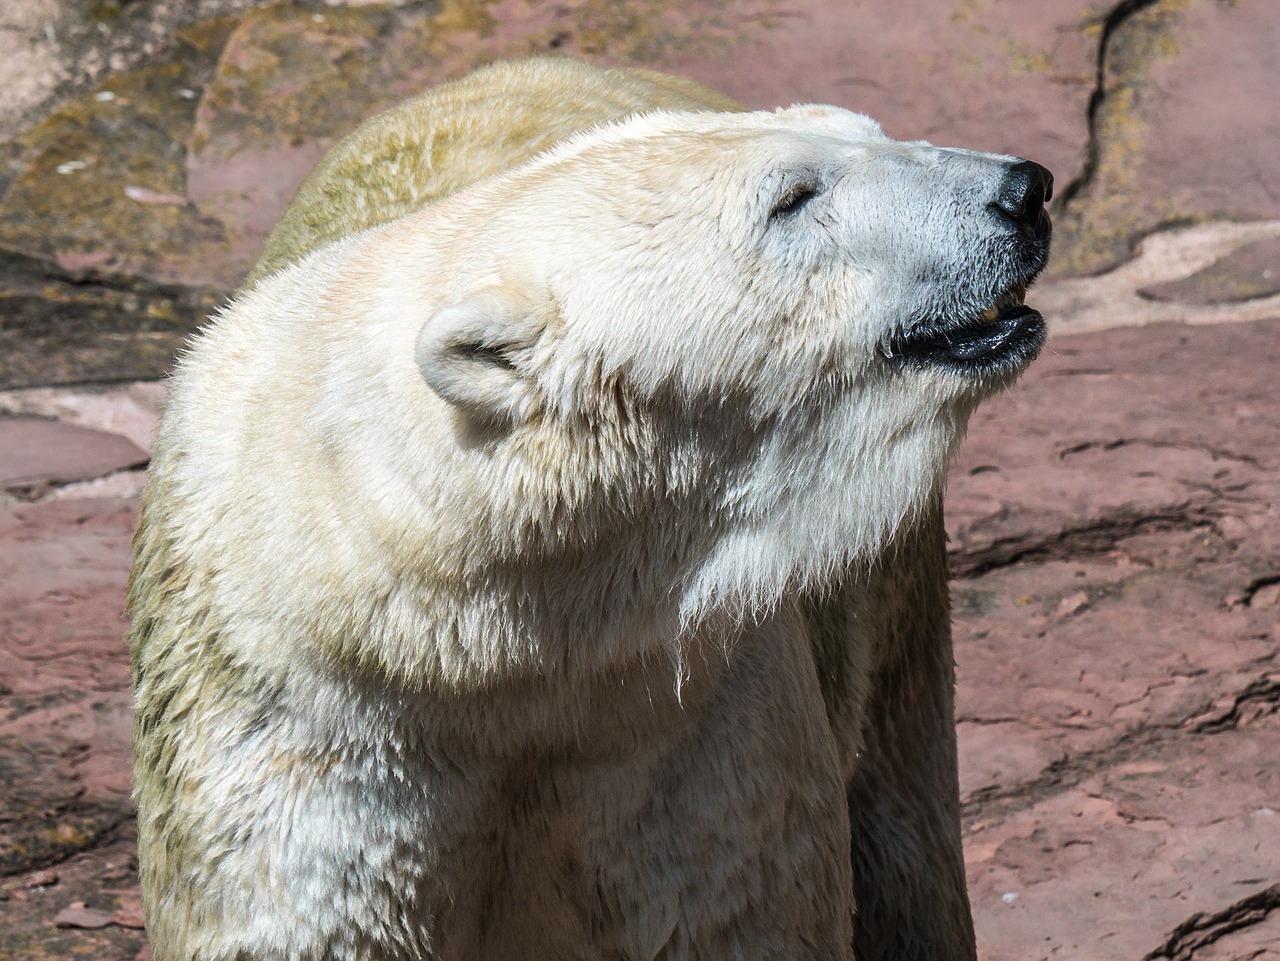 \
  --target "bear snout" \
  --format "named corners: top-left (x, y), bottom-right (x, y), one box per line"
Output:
top-left (990, 159), bottom-right (1054, 243)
